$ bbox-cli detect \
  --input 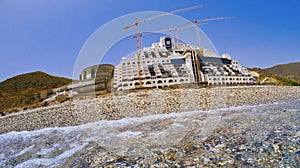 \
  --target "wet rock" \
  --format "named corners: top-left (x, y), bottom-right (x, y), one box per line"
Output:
top-left (0, 86), bottom-right (300, 167)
